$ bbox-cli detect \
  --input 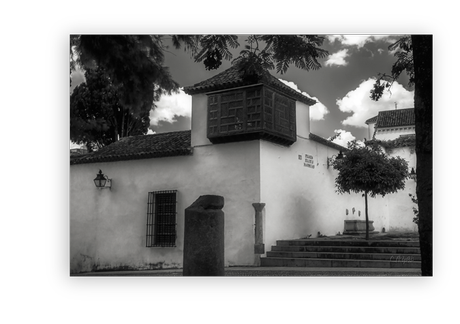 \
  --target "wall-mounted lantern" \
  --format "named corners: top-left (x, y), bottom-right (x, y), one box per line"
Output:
top-left (94, 170), bottom-right (112, 189)
top-left (409, 168), bottom-right (416, 181)
top-left (327, 151), bottom-right (344, 169)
